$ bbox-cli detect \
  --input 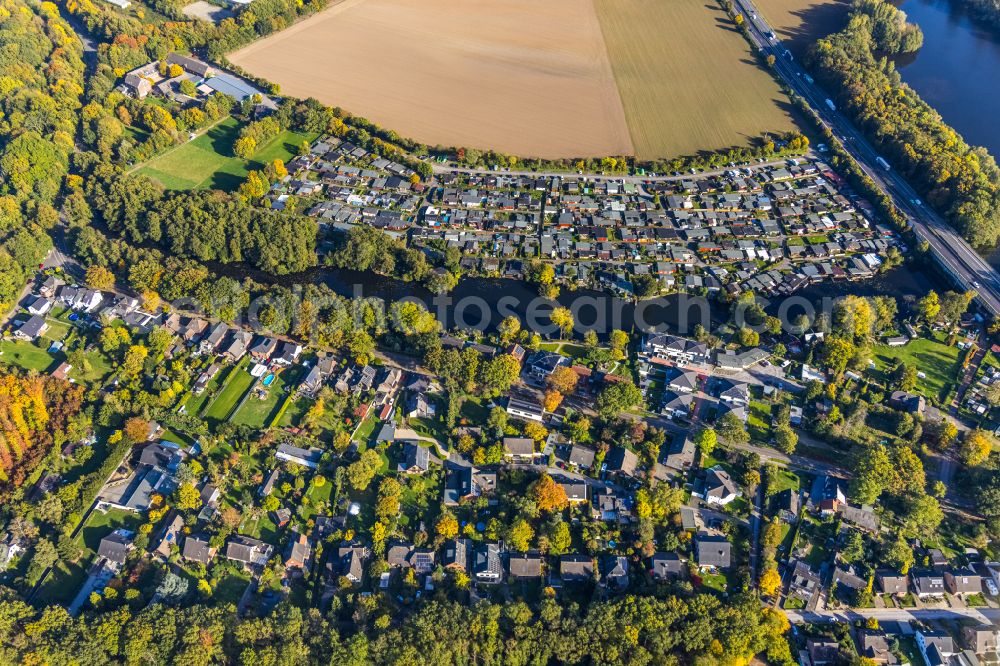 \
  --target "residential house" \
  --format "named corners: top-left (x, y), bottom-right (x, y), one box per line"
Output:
top-left (945, 567), bottom-right (982, 596)
top-left (275, 443), bottom-right (323, 469)
top-left (601, 555), bottom-right (629, 590)
top-left (889, 390), bottom-right (926, 415)
top-left (839, 504), bottom-right (880, 532)
top-left (508, 552), bottom-right (543, 581)
top-left (642, 334), bottom-right (709, 364)
top-left (661, 391), bottom-right (695, 419)
top-left (222, 331), bottom-right (253, 362)
top-left (875, 570), bottom-right (909, 596)
top-left (560, 554), bottom-right (595, 584)
top-left (248, 336), bottom-right (278, 362)
top-left (335, 544), bottom-right (369, 585)
top-left (695, 532), bottom-right (732, 569)
top-left (399, 444), bottom-right (432, 474)
top-left (806, 640), bottom-right (841, 666)
top-left (199, 323), bottom-right (230, 355)
top-left (506, 394), bottom-right (545, 422)
top-left (916, 630), bottom-right (955, 666)
top-left (442, 538), bottom-right (470, 572)
top-left (775, 488), bottom-right (801, 522)
top-left (273, 342), bottom-right (302, 366)
top-left (14, 315), bottom-right (48, 341)
top-left (26, 296), bottom-right (52, 316)
top-left (858, 630), bottom-right (900, 665)
top-left (97, 529), bottom-right (133, 565)
top-left (788, 560), bottom-right (822, 602)
top-left (503, 437), bottom-right (535, 462)
top-left (285, 533), bottom-right (312, 570)
top-left (474, 543), bottom-right (503, 583)
top-left (661, 433), bottom-right (696, 473)
top-left (605, 446), bottom-right (639, 477)
top-left (666, 368), bottom-right (699, 393)
top-left (566, 444), bottom-right (596, 470)
top-left (912, 570), bottom-right (946, 598)
top-left (650, 552), bottom-right (685, 581)
top-left (182, 534), bottom-right (216, 565)
top-left (698, 467), bottom-right (740, 506)
top-left (406, 392), bottom-right (436, 419)
top-left (226, 536), bottom-right (273, 568)
top-left (961, 625), bottom-right (999, 656)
